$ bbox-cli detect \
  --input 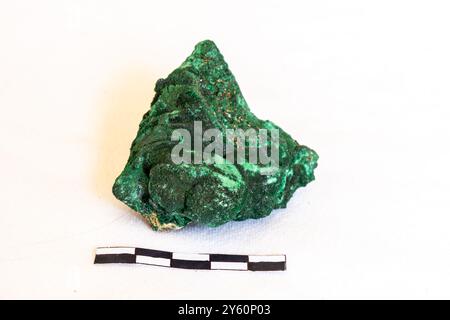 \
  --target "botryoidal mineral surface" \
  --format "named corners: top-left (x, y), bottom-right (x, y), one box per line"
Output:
top-left (113, 40), bottom-right (318, 230)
